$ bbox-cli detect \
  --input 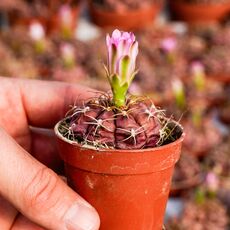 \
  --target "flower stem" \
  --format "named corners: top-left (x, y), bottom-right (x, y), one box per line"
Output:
top-left (110, 74), bottom-right (129, 107)
top-left (113, 91), bottom-right (126, 107)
